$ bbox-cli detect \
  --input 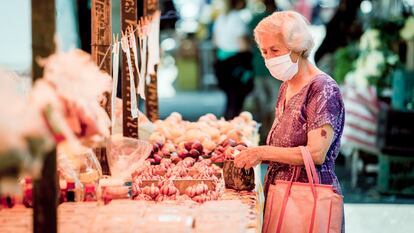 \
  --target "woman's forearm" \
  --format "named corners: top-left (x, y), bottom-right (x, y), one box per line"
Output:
top-left (255, 146), bottom-right (305, 165)
top-left (254, 125), bottom-right (335, 166)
